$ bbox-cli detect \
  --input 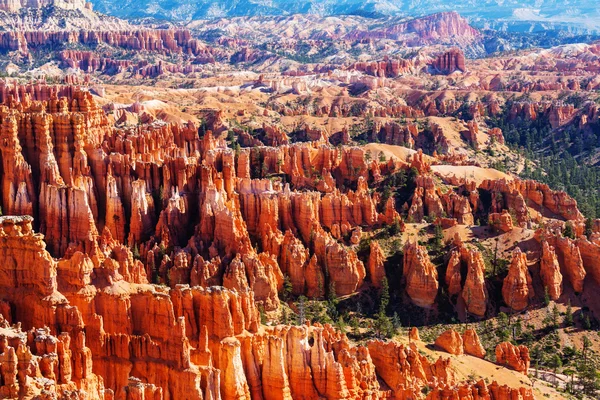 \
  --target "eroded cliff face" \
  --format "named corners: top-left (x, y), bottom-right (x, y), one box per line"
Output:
top-left (496, 342), bottom-right (530, 375)
top-left (0, 214), bottom-right (536, 400)
top-left (502, 249), bottom-right (534, 311)
top-left (0, 29), bottom-right (216, 60)
top-left (0, 317), bottom-right (106, 400)
top-left (540, 241), bottom-right (563, 300)
top-left (430, 48), bottom-right (466, 74)
top-left (403, 241), bottom-right (439, 308)
top-left (0, 84), bottom-right (547, 400)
